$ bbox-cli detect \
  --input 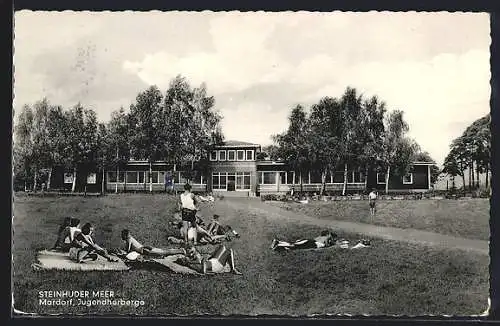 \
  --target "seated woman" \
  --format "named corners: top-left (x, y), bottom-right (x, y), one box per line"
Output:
top-left (51, 217), bottom-right (72, 250)
top-left (270, 230), bottom-right (337, 251)
top-left (52, 218), bottom-right (81, 252)
top-left (119, 229), bottom-right (185, 257)
top-left (69, 223), bottom-right (118, 263)
top-left (206, 214), bottom-right (240, 239)
top-left (169, 219), bottom-right (216, 245)
top-left (176, 244), bottom-right (242, 275)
